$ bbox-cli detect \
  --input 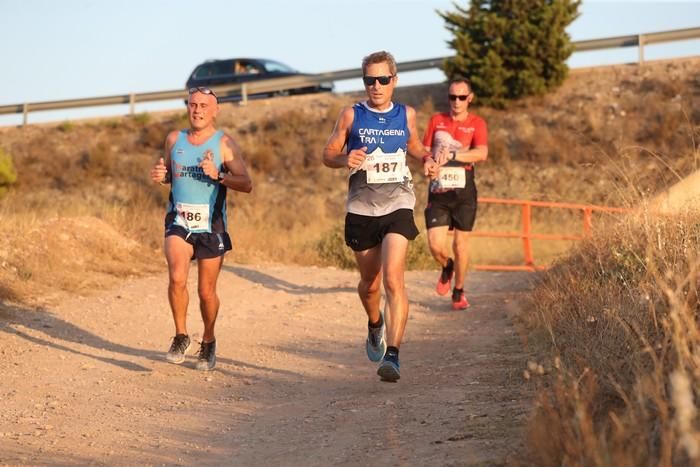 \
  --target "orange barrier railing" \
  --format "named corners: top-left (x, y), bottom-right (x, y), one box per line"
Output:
top-left (470, 197), bottom-right (630, 272)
